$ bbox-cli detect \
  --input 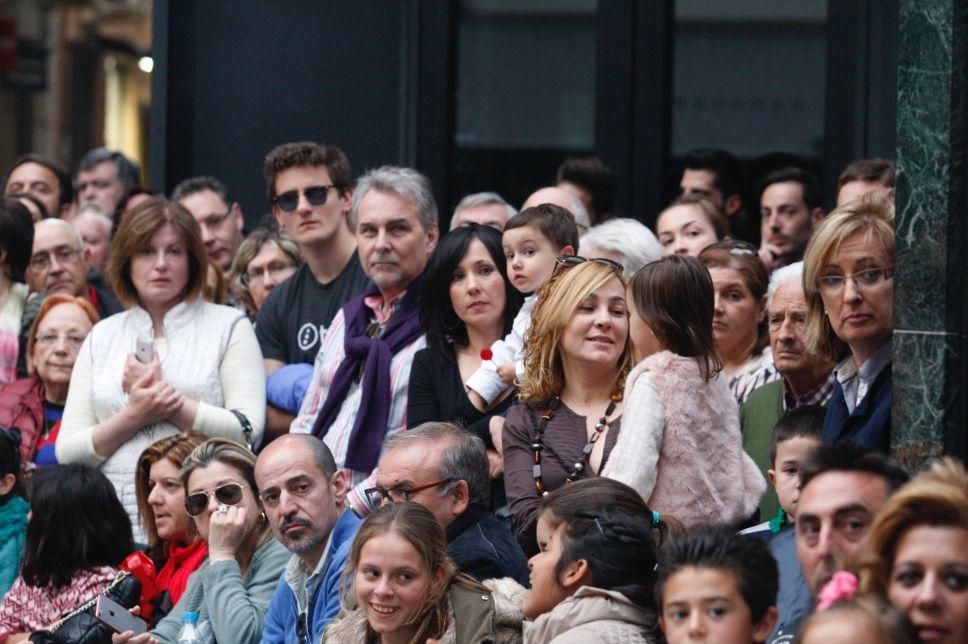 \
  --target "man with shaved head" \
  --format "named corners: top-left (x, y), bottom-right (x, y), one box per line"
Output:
top-left (256, 434), bottom-right (361, 642)
top-left (521, 185), bottom-right (591, 233)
